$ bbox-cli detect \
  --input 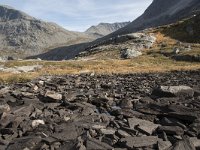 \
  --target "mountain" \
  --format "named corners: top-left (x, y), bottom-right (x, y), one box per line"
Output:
top-left (28, 0), bottom-right (200, 60)
top-left (0, 5), bottom-right (93, 58)
top-left (85, 22), bottom-right (130, 38)
top-left (101, 0), bottom-right (200, 39)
